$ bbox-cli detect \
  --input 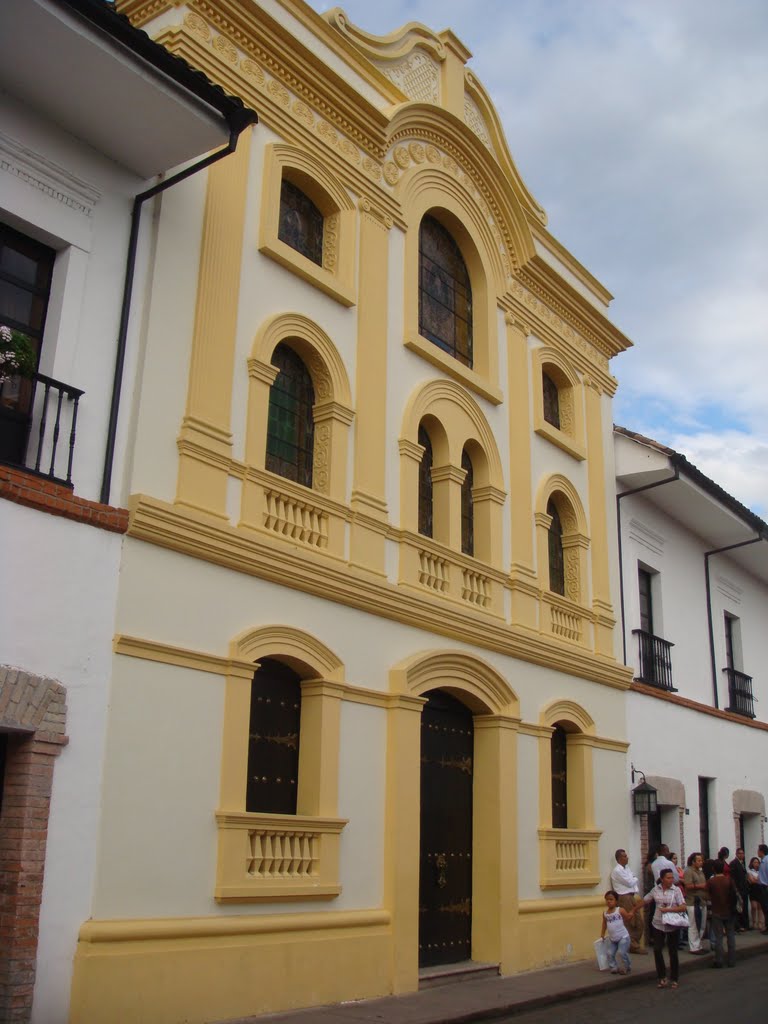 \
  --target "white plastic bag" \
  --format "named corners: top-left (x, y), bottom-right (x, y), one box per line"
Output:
top-left (594, 937), bottom-right (610, 971)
